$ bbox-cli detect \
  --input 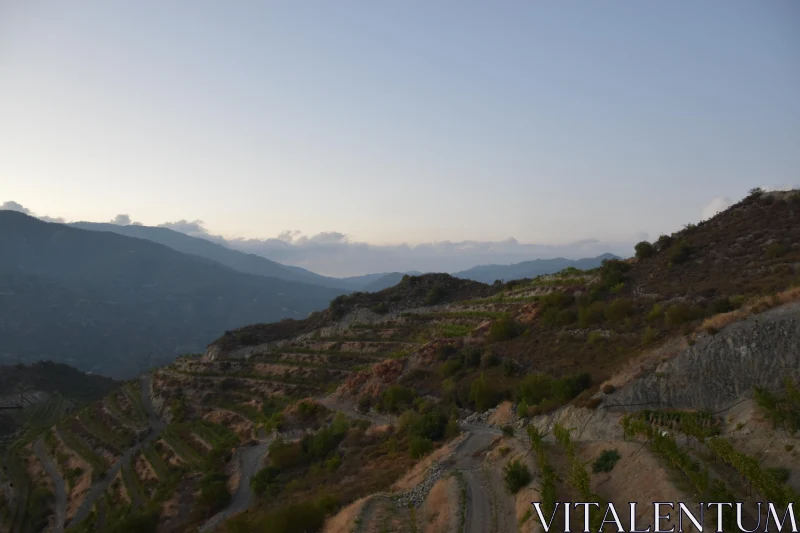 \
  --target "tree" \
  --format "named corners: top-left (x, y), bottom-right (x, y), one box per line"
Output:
top-left (634, 241), bottom-right (655, 259)
top-left (469, 374), bottom-right (498, 412)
